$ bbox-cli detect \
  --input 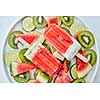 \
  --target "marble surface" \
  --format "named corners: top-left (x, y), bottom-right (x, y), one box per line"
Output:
top-left (0, 16), bottom-right (100, 83)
